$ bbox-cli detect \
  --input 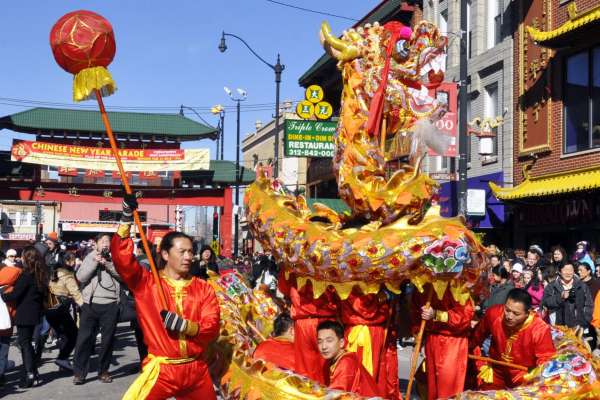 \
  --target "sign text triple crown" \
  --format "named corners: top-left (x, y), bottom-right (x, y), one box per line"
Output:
top-left (296, 85), bottom-right (333, 120)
